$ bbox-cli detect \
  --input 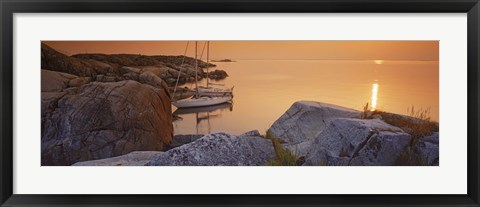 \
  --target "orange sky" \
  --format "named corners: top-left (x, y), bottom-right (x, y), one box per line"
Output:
top-left (43, 41), bottom-right (438, 61)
